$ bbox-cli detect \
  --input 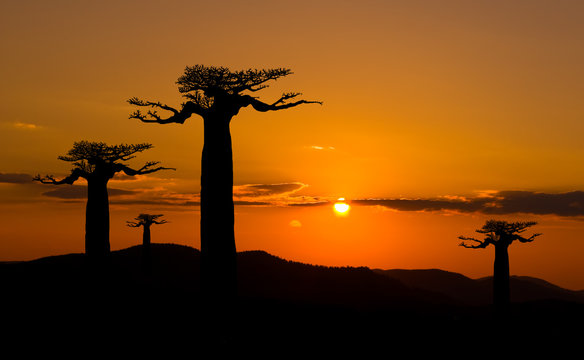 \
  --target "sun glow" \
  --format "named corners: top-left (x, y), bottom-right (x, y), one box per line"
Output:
top-left (333, 198), bottom-right (350, 215)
